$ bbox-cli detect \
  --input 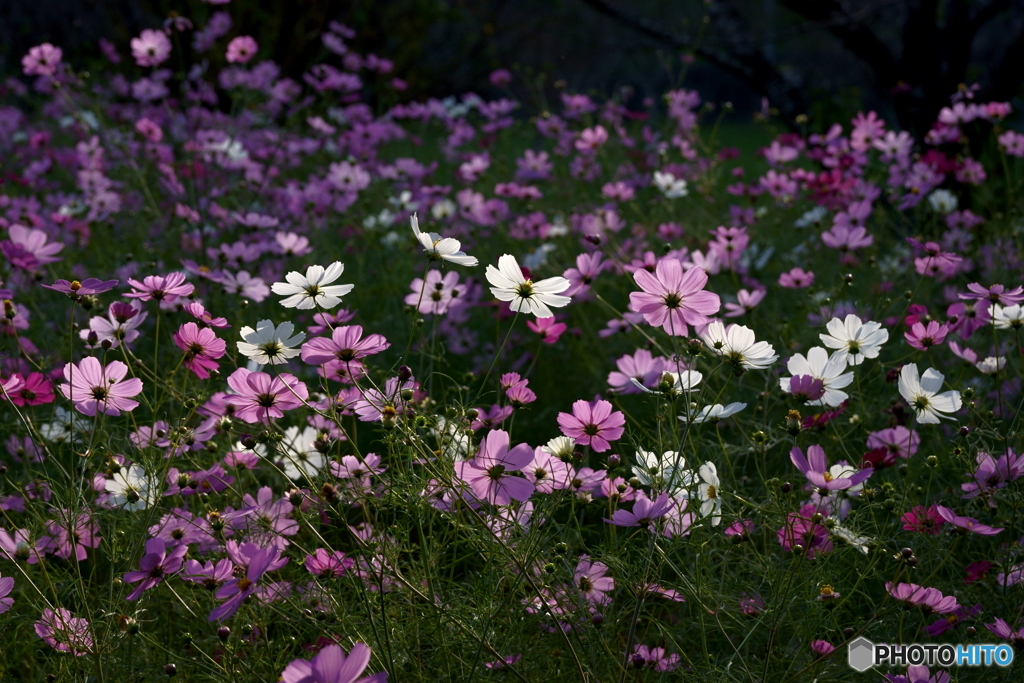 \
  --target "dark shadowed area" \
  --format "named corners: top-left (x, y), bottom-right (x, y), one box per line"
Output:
top-left (2, 0), bottom-right (1023, 131)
